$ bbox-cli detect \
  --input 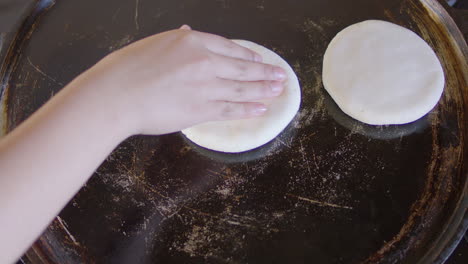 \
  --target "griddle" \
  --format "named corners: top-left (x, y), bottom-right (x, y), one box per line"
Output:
top-left (0, 0), bottom-right (467, 263)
